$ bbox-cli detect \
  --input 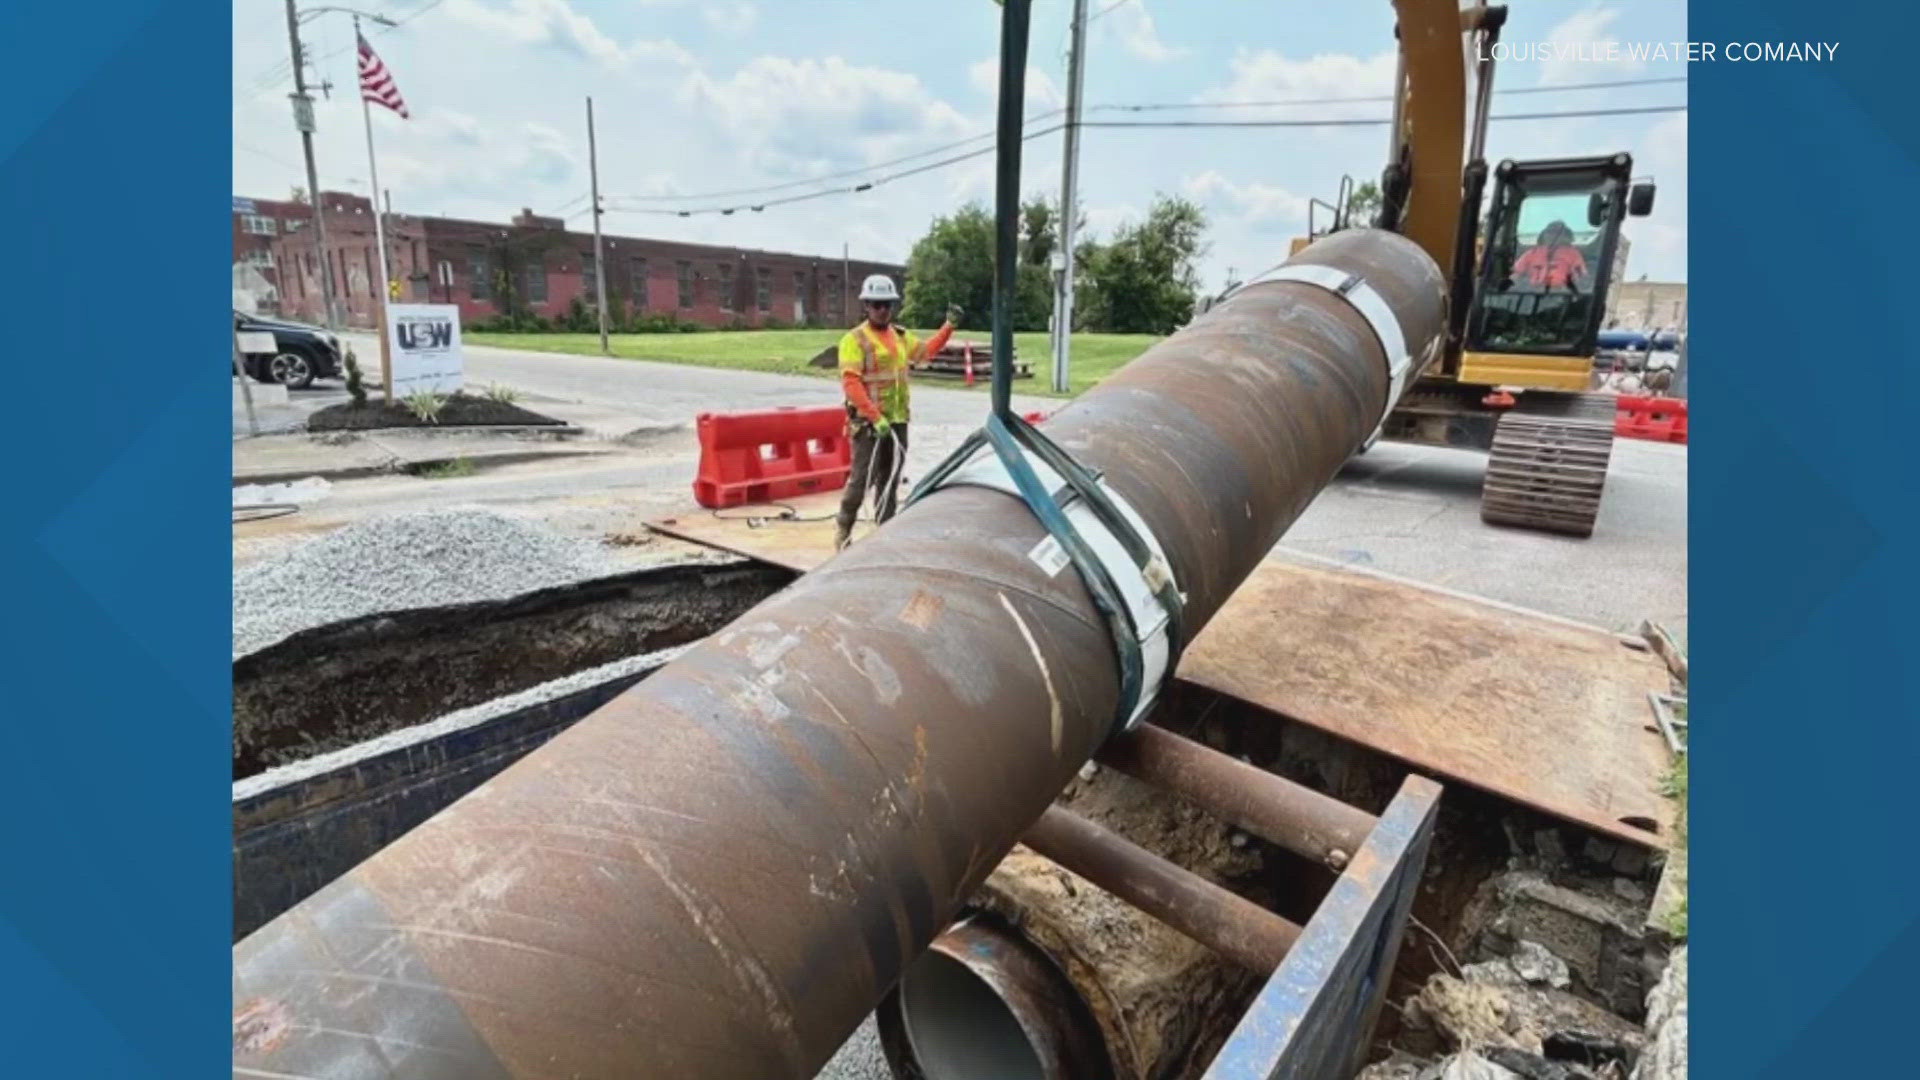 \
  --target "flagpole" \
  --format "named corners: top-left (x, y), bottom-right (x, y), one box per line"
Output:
top-left (356, 15), bottom-right (398, 403)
